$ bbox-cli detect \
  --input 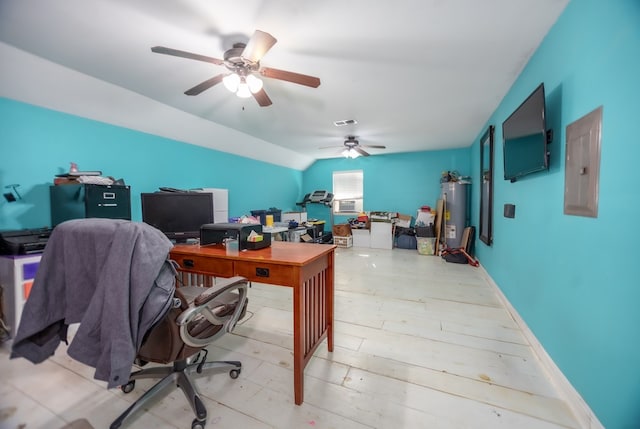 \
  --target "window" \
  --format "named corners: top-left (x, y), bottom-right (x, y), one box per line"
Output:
top-left (333, 170), bottom-right (363, 214)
